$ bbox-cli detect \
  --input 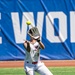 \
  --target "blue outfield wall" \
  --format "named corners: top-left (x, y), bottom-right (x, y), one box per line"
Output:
top-left (0, 0), bottom-right (75, 60)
